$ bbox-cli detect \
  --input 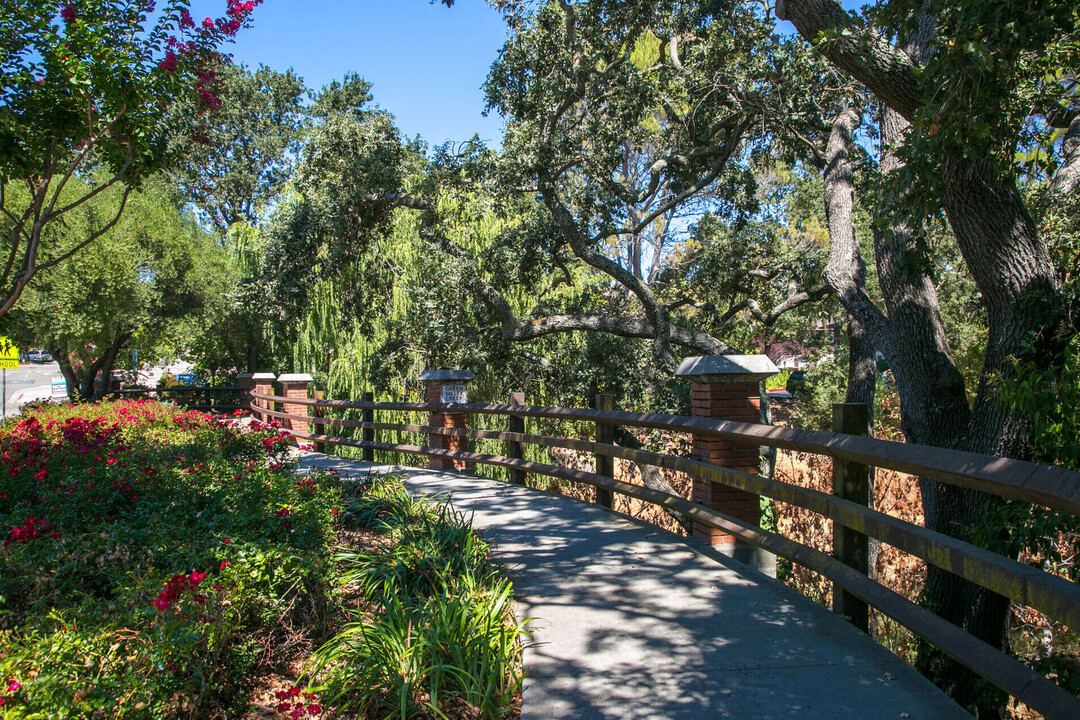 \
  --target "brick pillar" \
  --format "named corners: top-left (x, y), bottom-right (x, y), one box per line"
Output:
top-left (278, 374), bottom-right (313, 441)
top-left (251, 373), bottom-right (277, 422)
top-left (676, 355), bottom-right (777, 574)
top-left (419, 369), bottom-right (474, 471)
